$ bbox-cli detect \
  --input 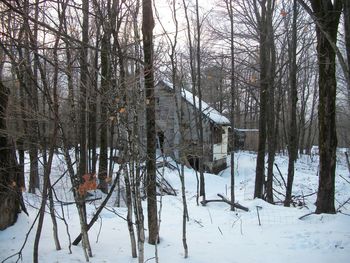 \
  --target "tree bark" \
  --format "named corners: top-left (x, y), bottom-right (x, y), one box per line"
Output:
top-left (225, 0), bottom-right (235, 210)
top-left (98, 32), bottom-right (110, 194)
top-left (0, 80), bottom-right (23, 230)
top-left (195, 0), bottom-right (206, 201)
top-left (265, 0), bottom-right (276, 204)
top-left (285, 0), bottom-right (299, 207)
top-left (79, 0), bottom-right (89, 181)
top-left (142, 0), bottom-right (158, 245)
top-left (254, 0), bottom-right (268, 199)
top-left (344, 0), bottom-right (350, 109)
top-left (310, 0), bottom-right (342, 214)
